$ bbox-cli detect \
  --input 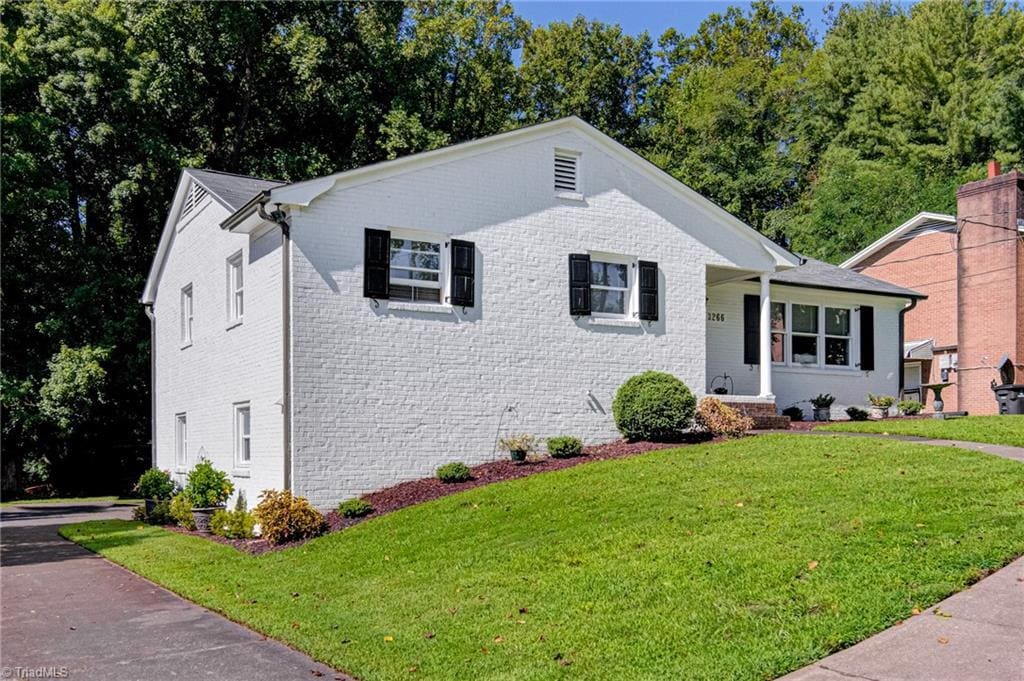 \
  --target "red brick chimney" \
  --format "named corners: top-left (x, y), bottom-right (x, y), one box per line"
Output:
top-left (954, 163), bottom-right (1023, 414)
